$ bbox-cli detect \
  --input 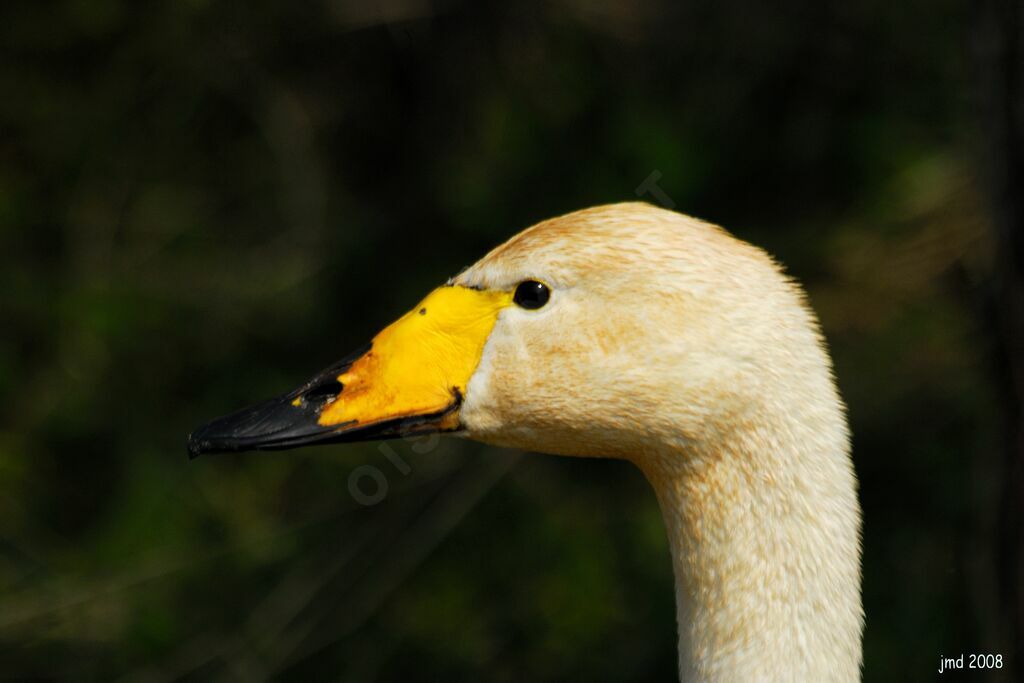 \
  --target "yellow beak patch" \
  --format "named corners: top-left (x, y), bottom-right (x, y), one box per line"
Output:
top-left (187, 283), bottom-right (513, 457)
top-left (315, 285), bottom-right (512, 431)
